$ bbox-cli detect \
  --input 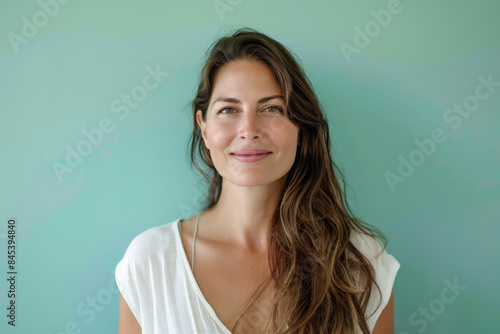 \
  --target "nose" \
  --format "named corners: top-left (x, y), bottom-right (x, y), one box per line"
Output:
top-left (238, 111), bottom-right (262, 139)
